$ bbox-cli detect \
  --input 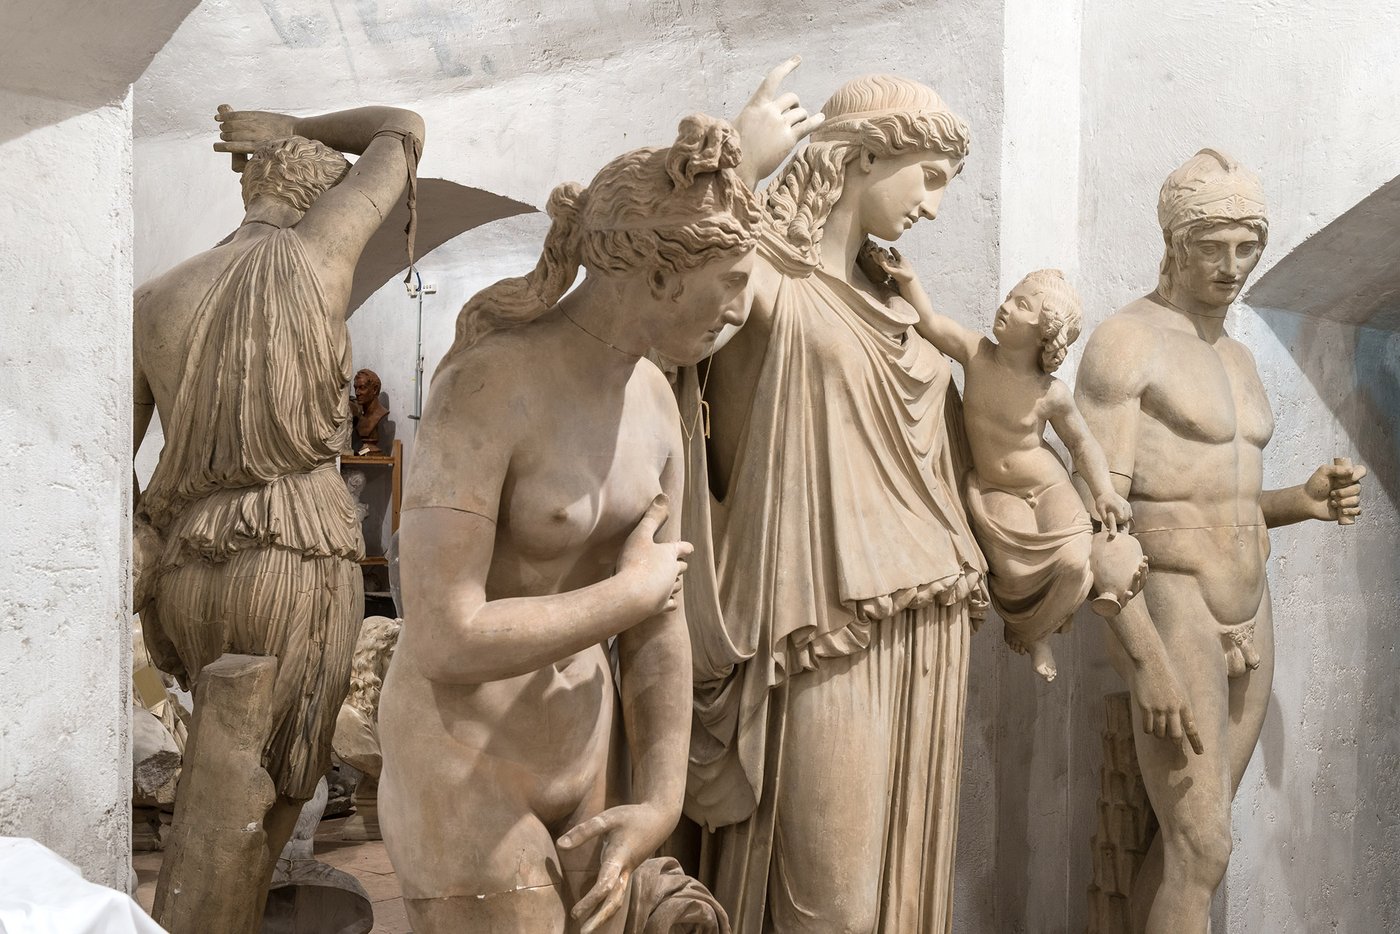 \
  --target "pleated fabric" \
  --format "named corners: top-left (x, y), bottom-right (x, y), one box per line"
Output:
top-left (138, 227), bottom-right (364, 800)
